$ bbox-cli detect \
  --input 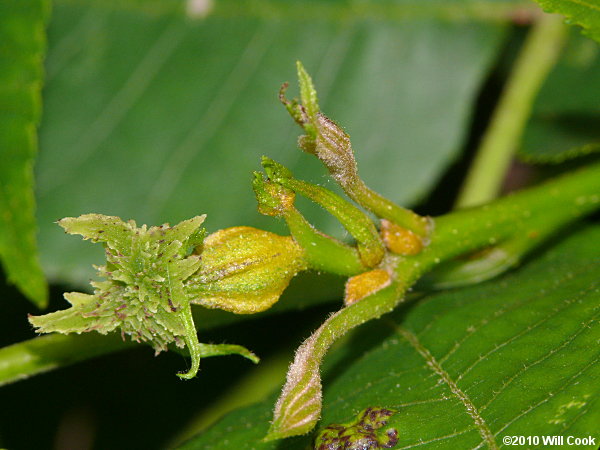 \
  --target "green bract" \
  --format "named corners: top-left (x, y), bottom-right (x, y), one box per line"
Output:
top-left (28, 214), bottom-right (263, 379)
